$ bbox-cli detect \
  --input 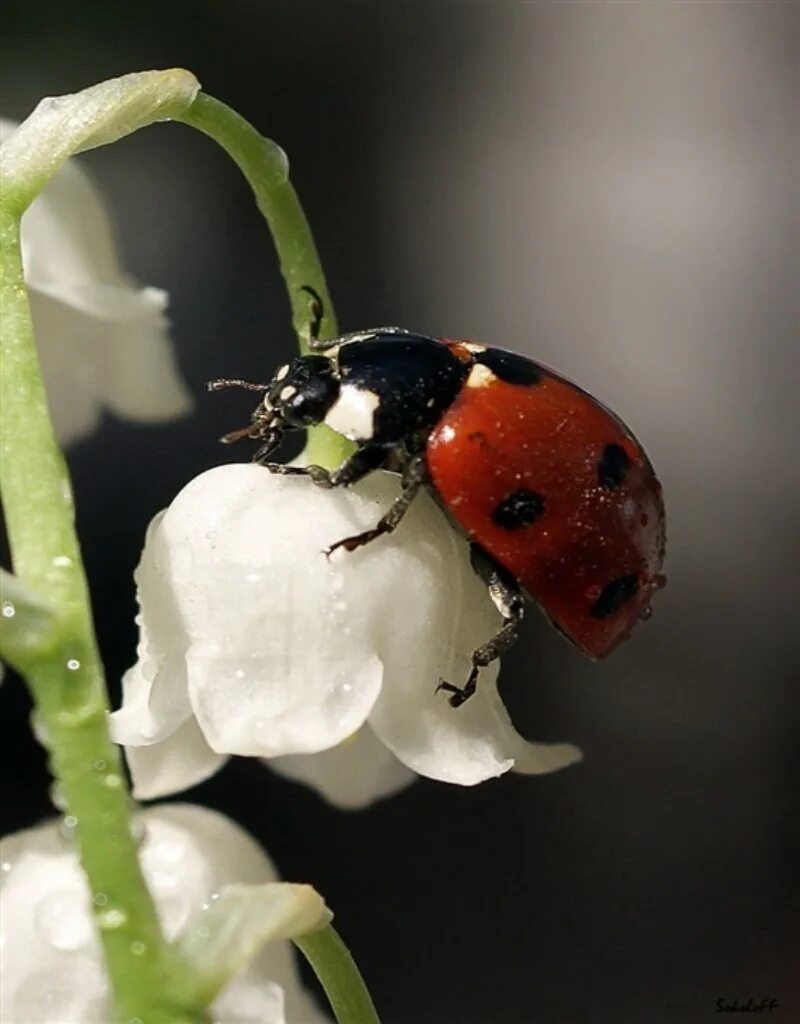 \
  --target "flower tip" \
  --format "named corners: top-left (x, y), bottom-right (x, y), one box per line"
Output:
top-left (513, 741), bottom-right (584, 777)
